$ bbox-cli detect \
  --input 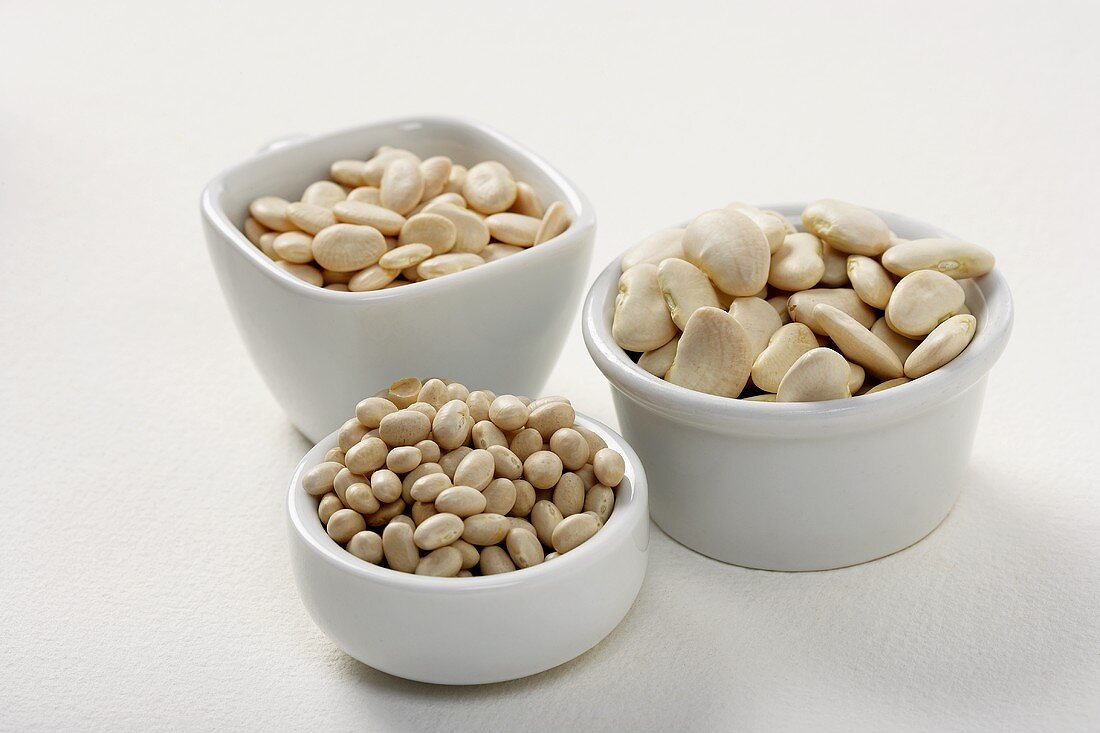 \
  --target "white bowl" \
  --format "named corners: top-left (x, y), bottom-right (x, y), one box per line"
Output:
top-left (287, 412), bottom-right (649, 685)
top-left (582, 204), bottom-right (1013, 571)
top-left (201, 117), bottom-right (596, 443)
